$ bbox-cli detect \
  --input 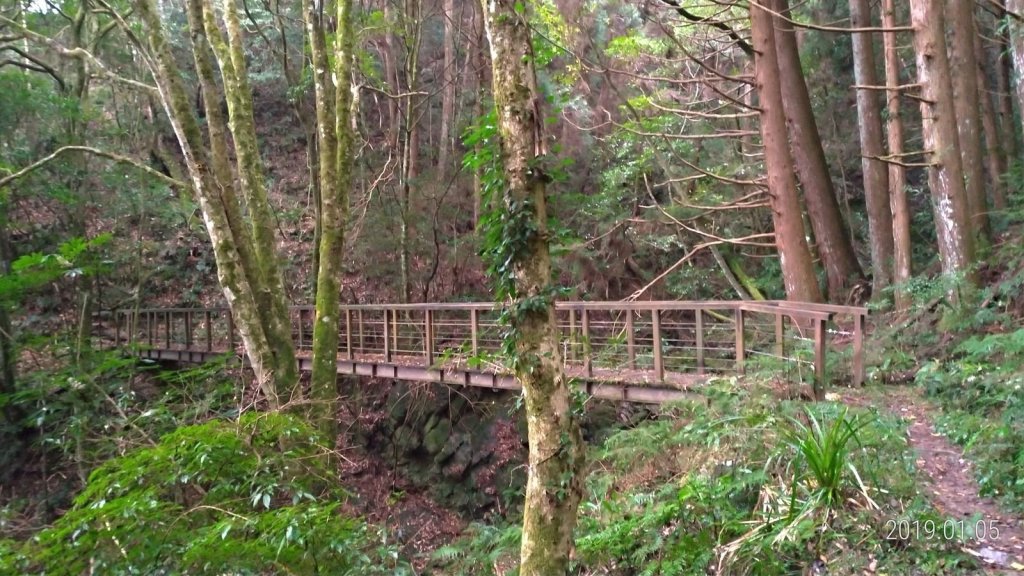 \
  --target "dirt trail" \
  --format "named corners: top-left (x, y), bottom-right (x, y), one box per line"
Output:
top-left (853, 388), bottom-right (1024, 573)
